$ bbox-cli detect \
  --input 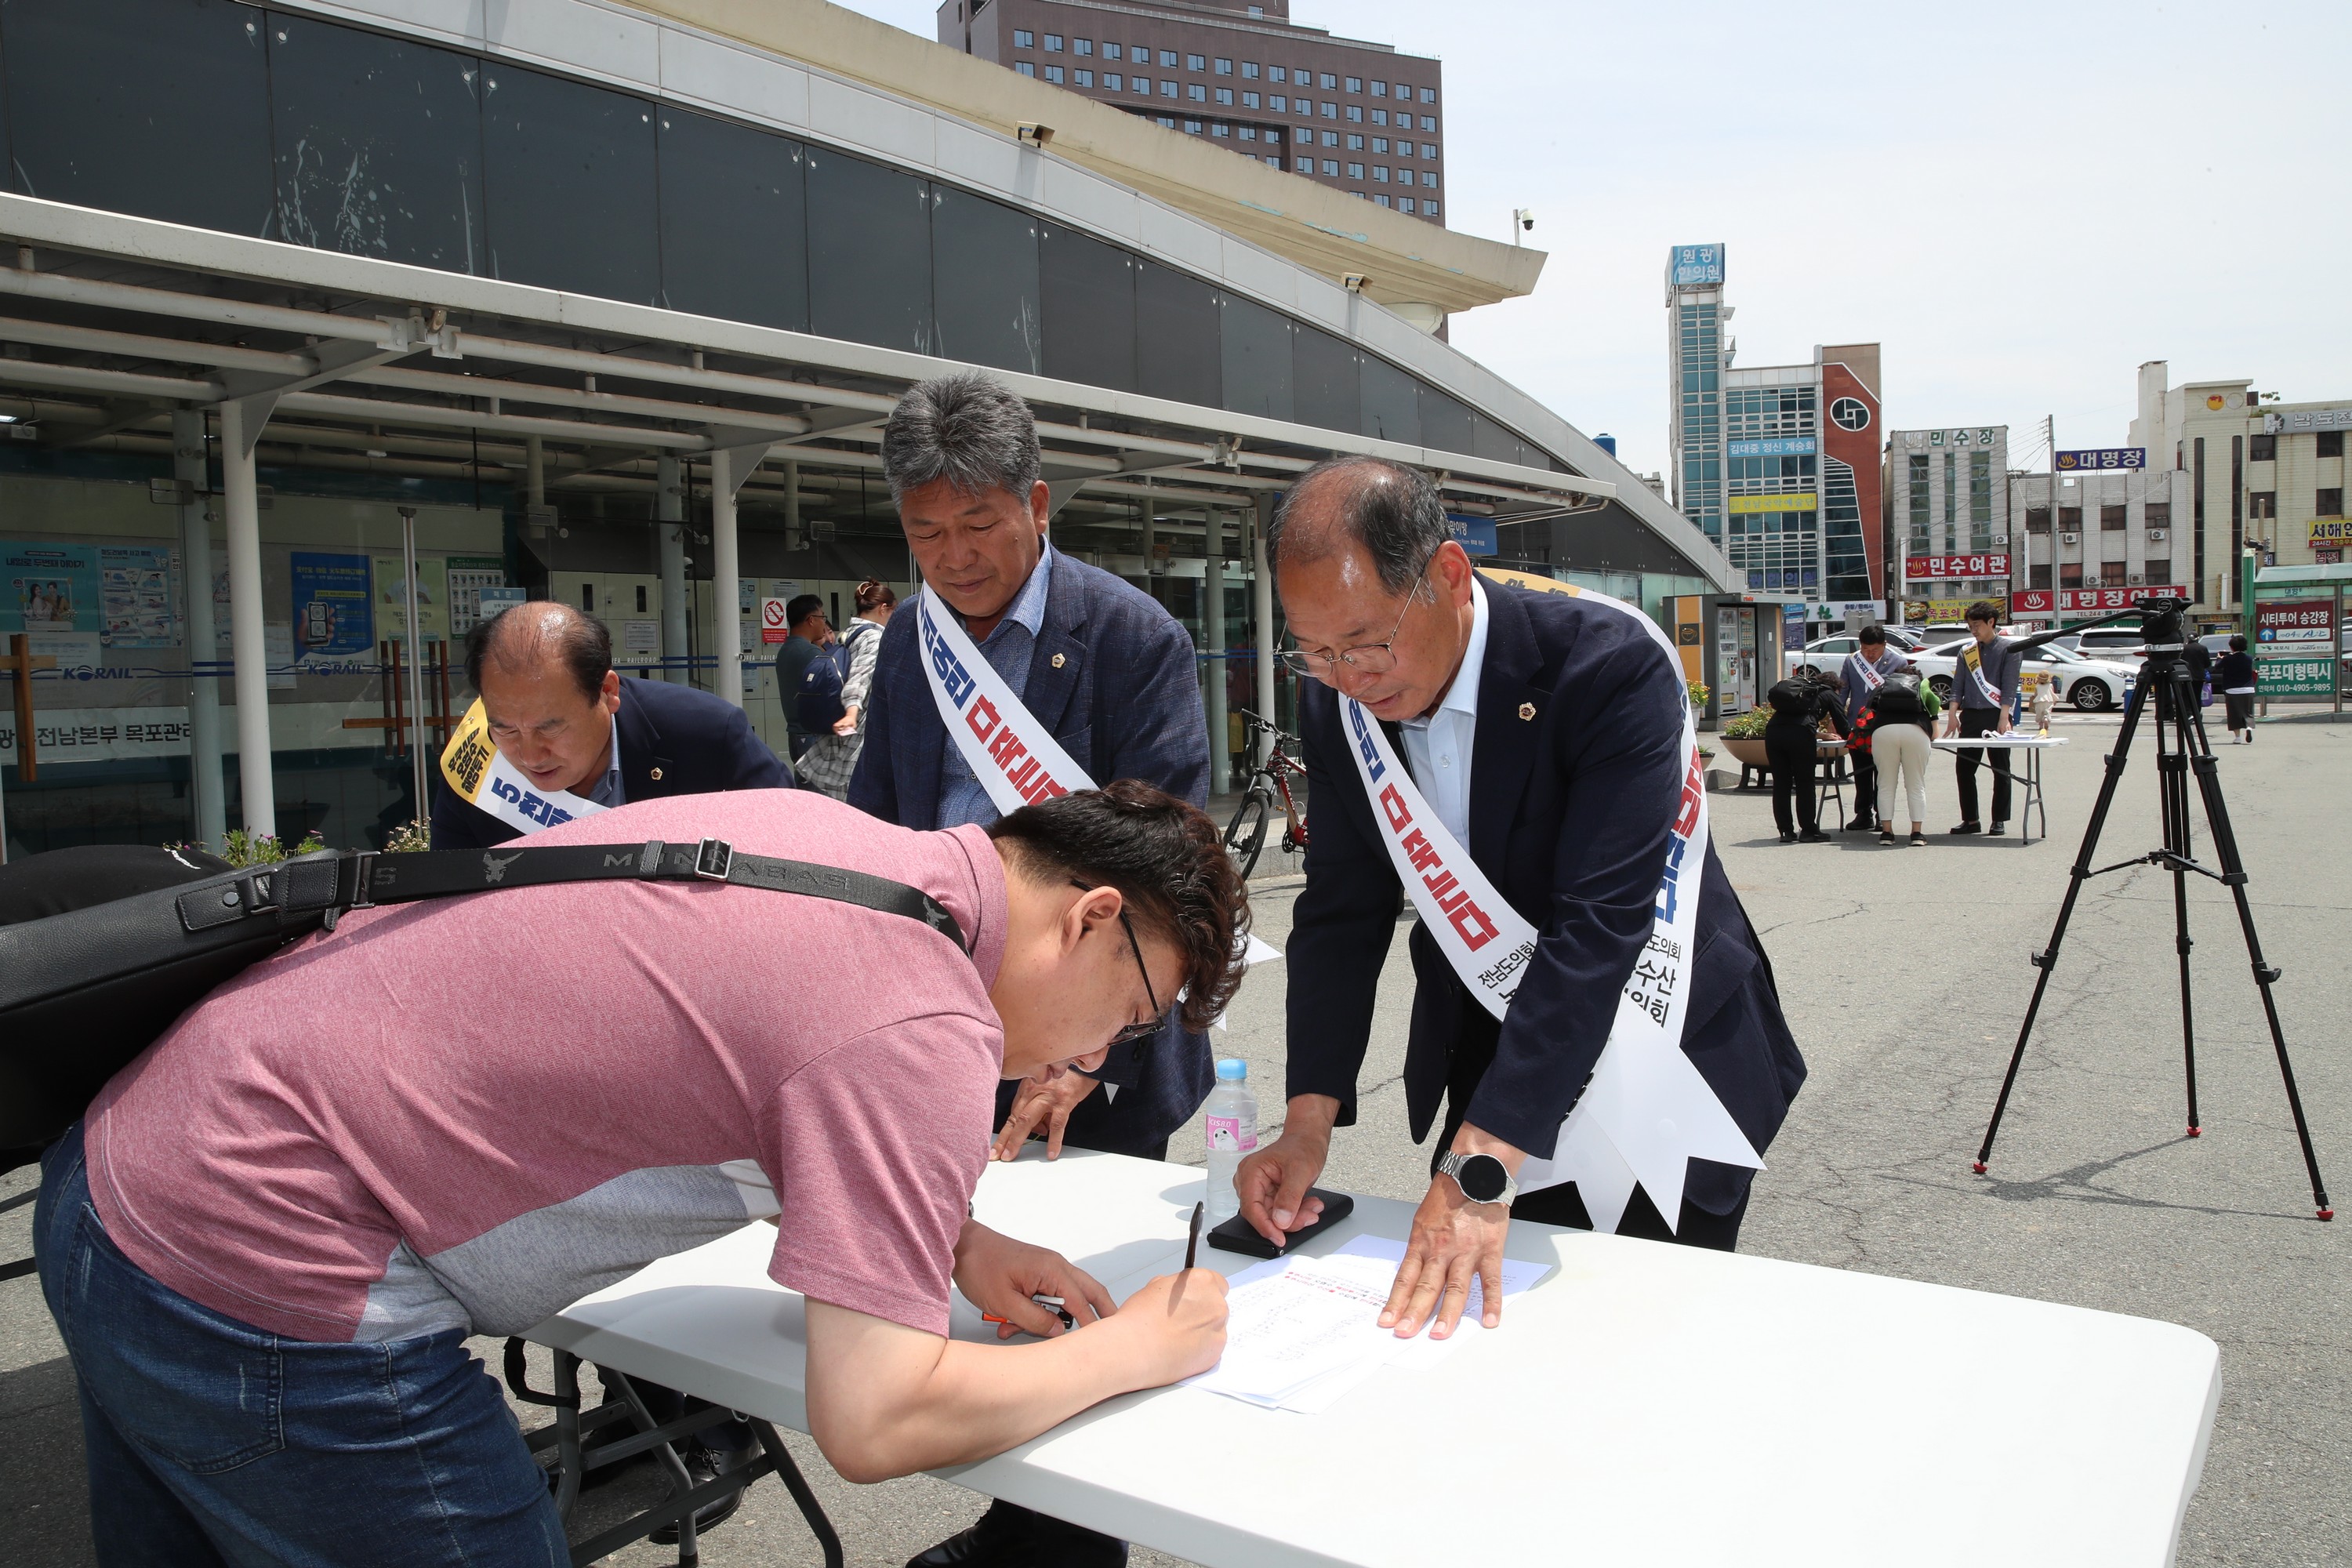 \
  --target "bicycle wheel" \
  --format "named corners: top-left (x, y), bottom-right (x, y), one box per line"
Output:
top-left (1224, 789), bottom-right (1272, 879)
